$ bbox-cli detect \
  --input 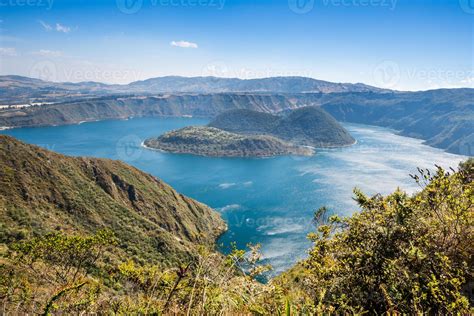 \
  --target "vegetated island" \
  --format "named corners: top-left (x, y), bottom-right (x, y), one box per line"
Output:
top-left (144, 126), bottom-right (314, 157)
top-left (143, 106), bottom-right (355, 157)
top-left (209, 106), bottom-right (356, 147)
